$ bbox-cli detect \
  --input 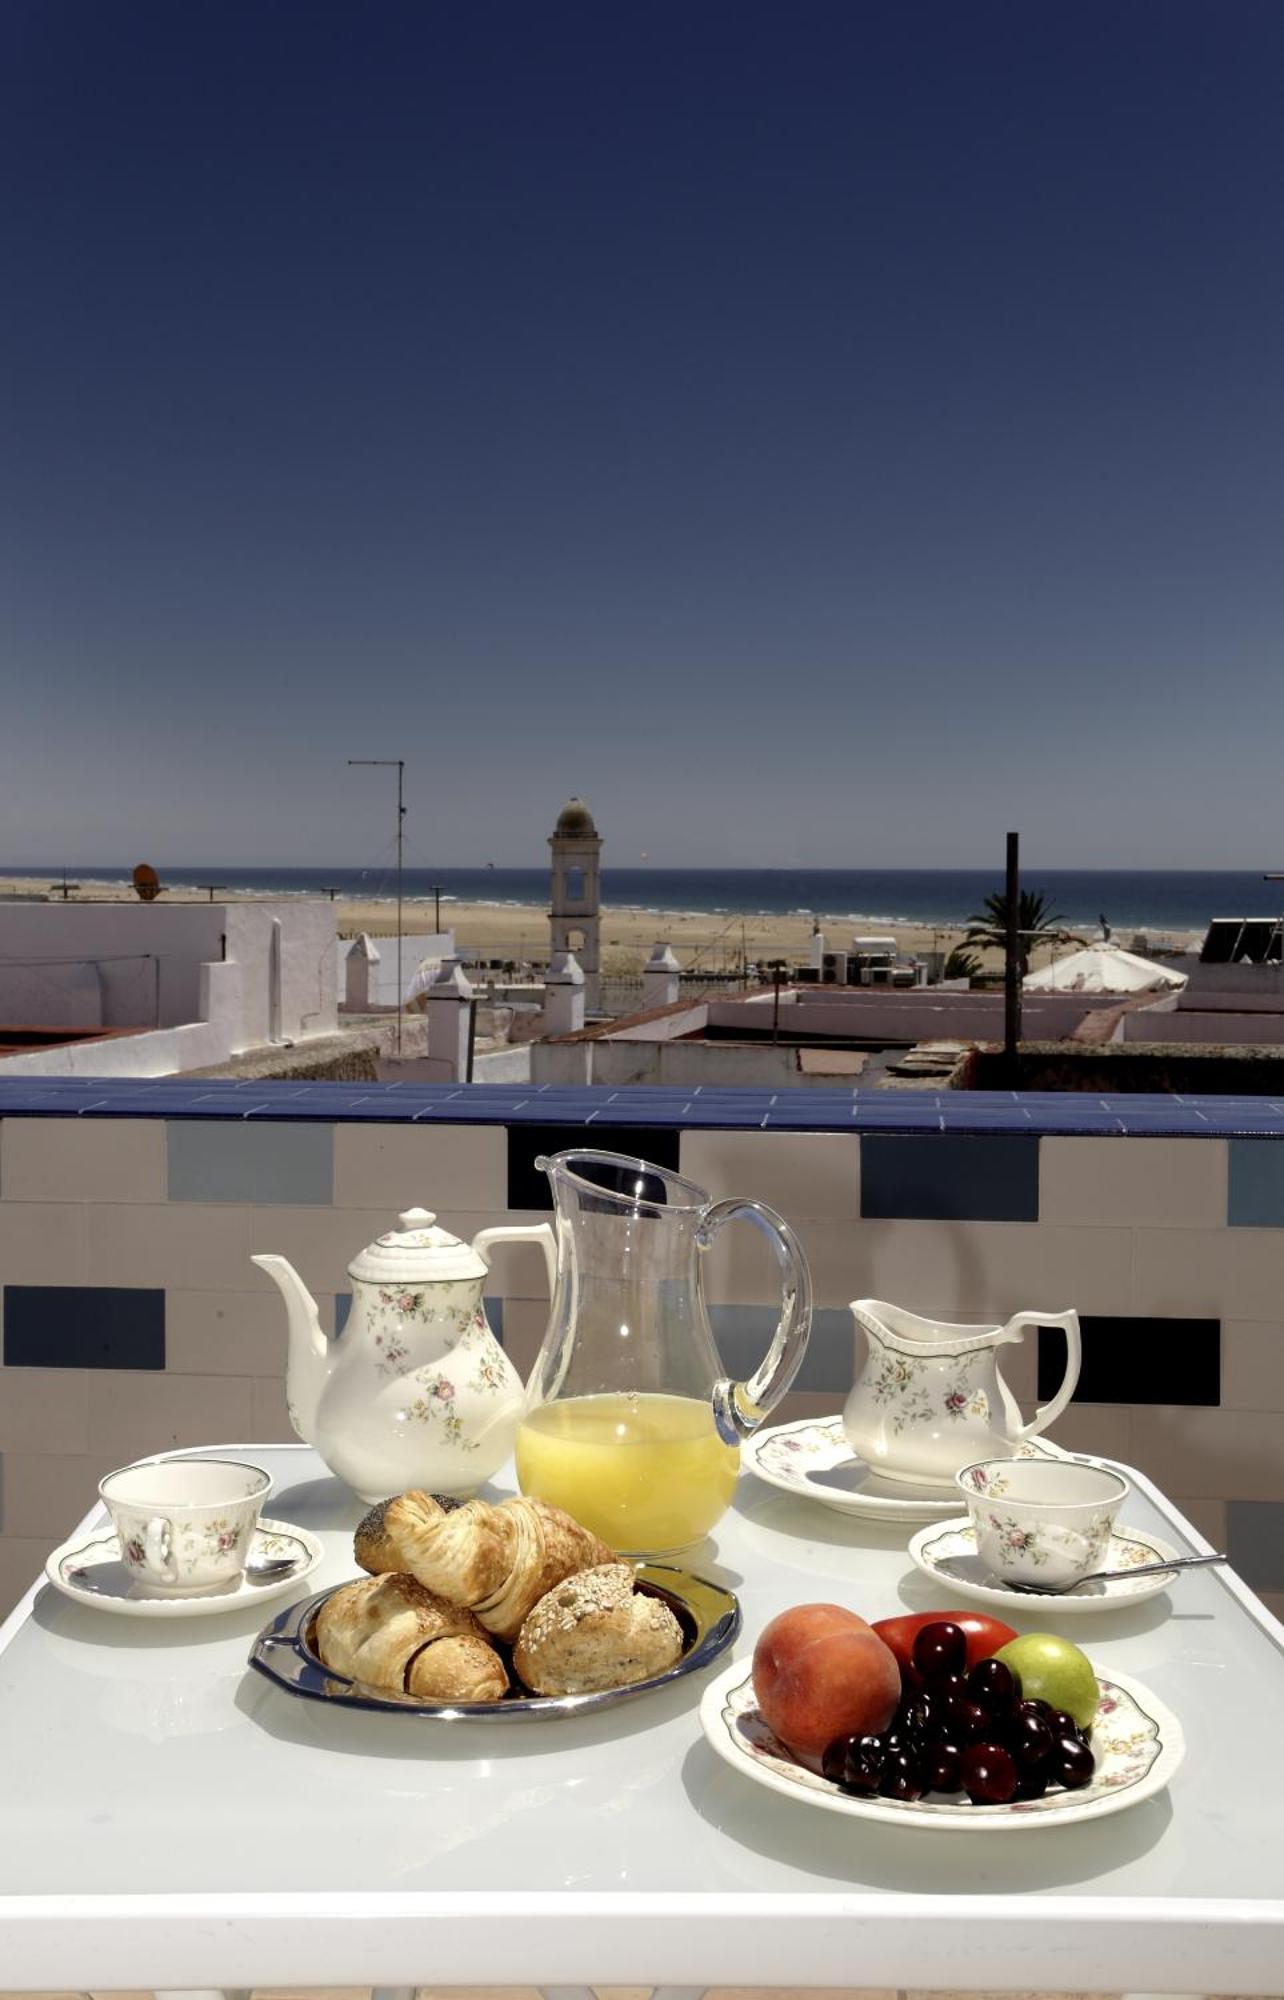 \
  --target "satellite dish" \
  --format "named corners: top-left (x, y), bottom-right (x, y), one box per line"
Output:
top-left (132, 863), bottom-right (162, 902)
